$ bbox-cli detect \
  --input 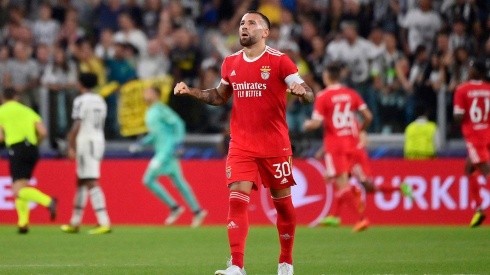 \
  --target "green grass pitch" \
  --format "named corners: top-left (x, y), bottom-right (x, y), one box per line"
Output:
top-left (0, 225), bottom-right (489, 274)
